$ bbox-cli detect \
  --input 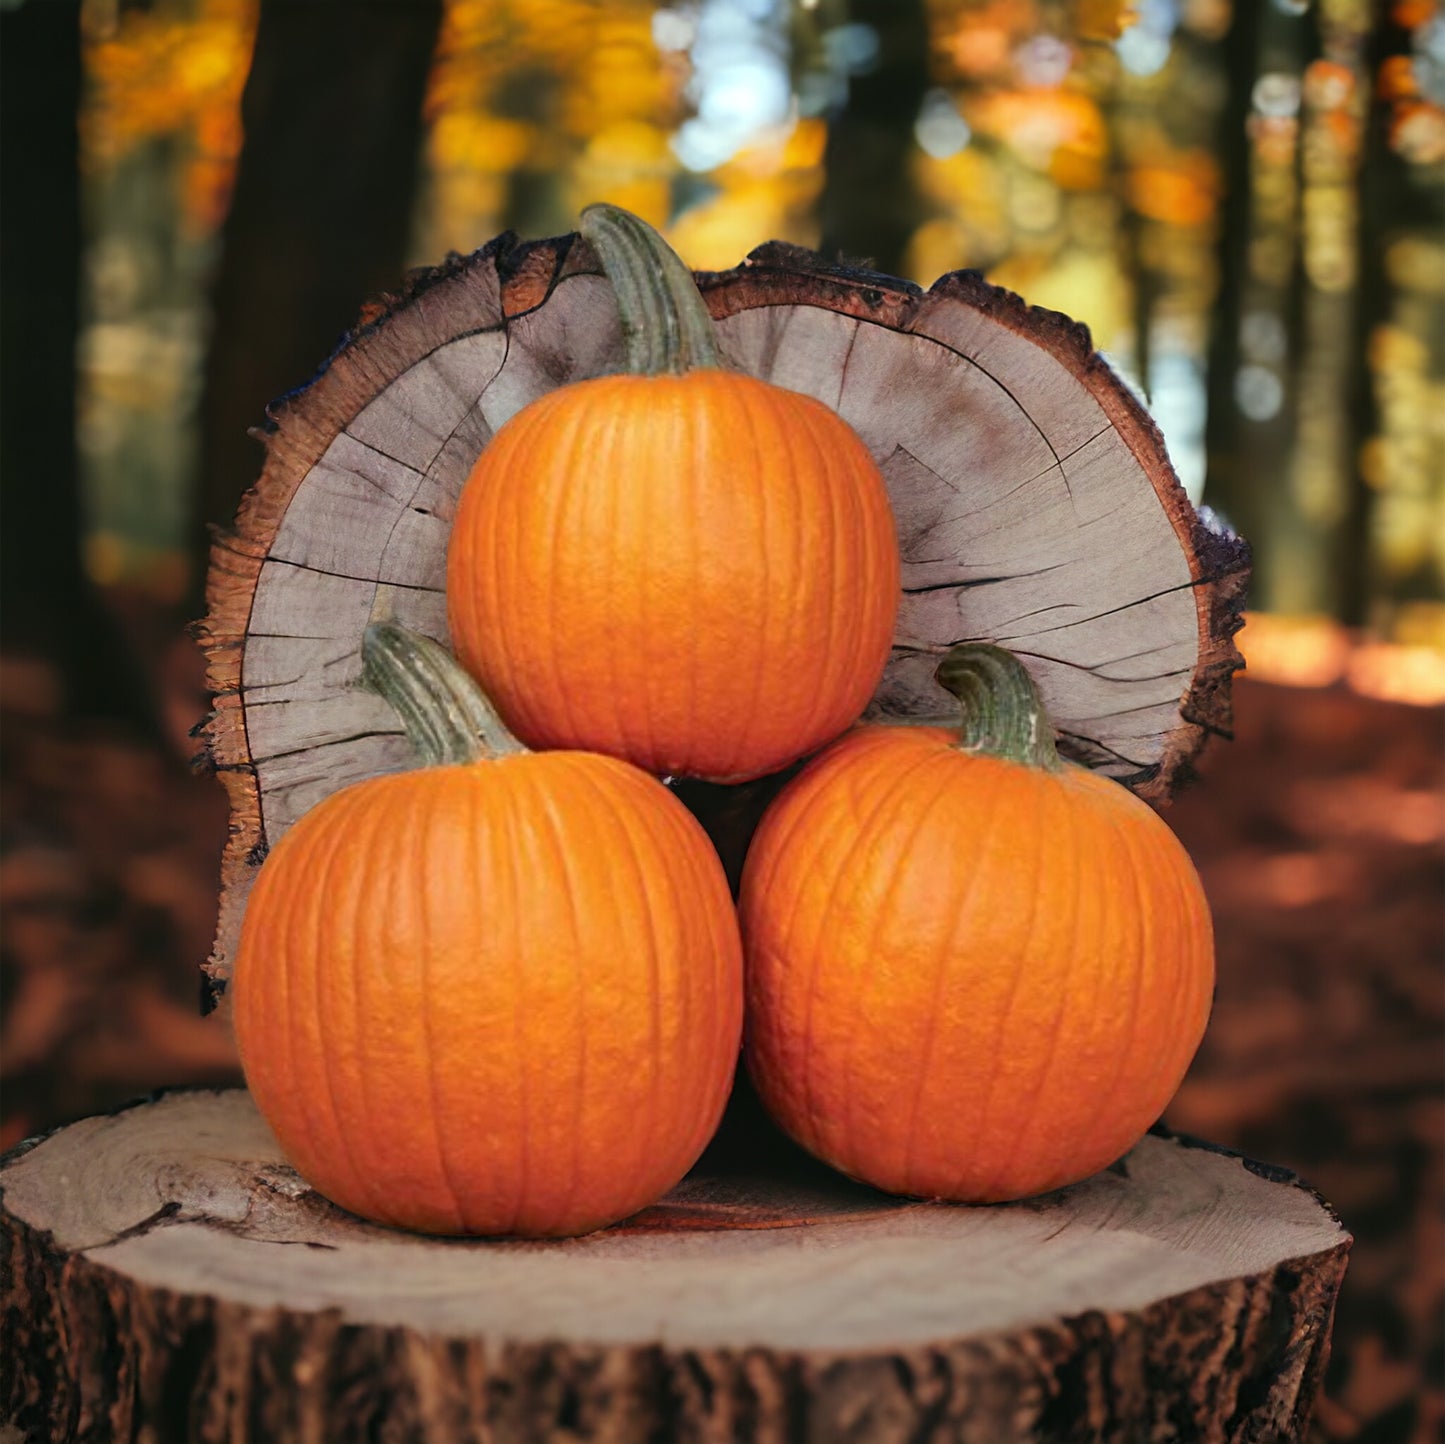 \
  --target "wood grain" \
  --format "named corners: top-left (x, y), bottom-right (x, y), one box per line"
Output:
top-left (197, 233), bottom-right (1249, 991)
